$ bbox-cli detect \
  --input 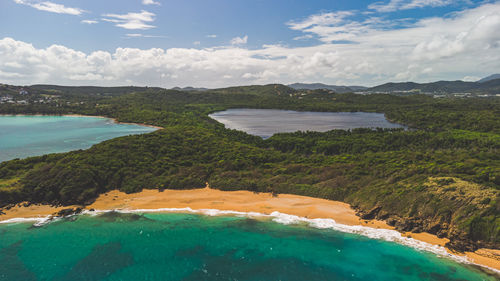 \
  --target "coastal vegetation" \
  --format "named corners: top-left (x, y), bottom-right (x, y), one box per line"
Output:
top-left (0, 84), bottom-right (498, 252)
